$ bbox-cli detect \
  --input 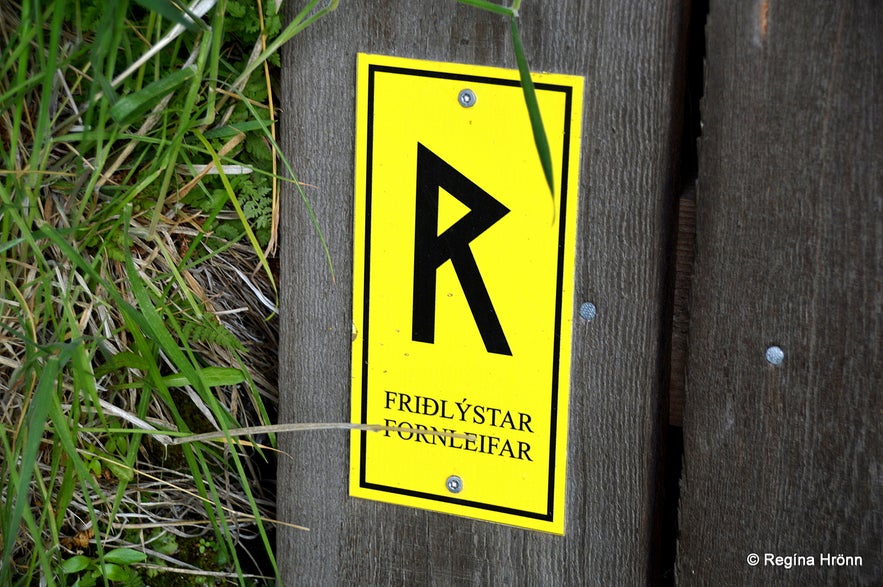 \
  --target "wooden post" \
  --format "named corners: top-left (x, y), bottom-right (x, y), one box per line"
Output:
top-left (277, 1), bottom-right (686, 583)
top-left (677, 1), bottom-right (882, 583)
